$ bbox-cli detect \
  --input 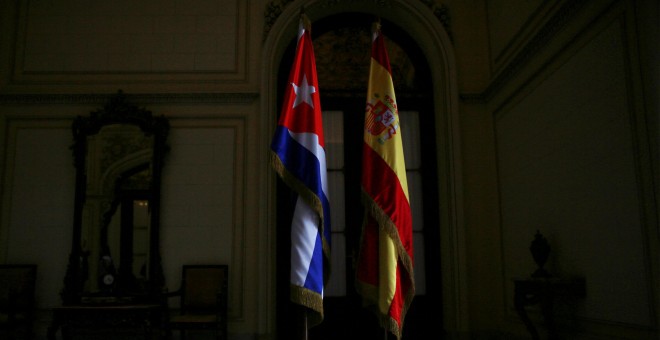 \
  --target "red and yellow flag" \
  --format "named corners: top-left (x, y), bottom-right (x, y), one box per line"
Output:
top-left (356, 22), bottom-right (415, 339)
